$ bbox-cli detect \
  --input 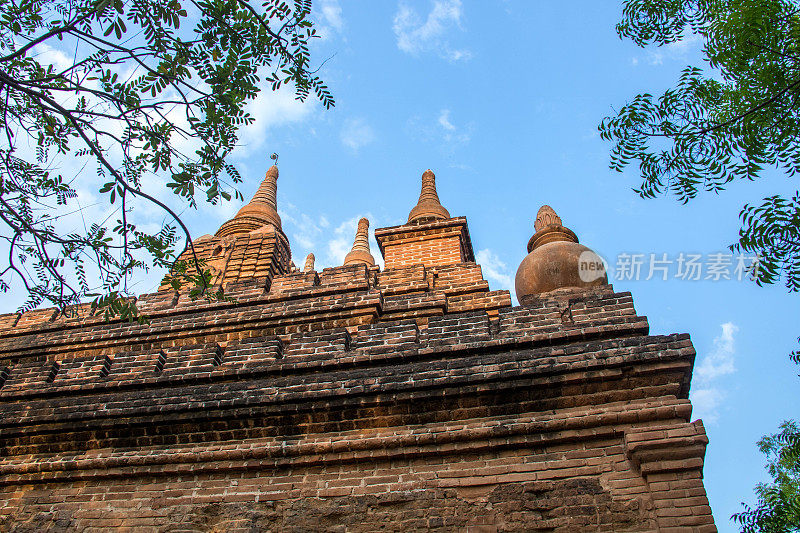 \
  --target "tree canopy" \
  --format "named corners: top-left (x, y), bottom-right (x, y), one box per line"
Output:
top-left (602, 2), bottom-right (800, 530)
top-left (599, 0), bottom-right (800, 292)
top-left (733, 416), bottom-right (800, 532)
top-left (0, 0), bottom-right (333, 318)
